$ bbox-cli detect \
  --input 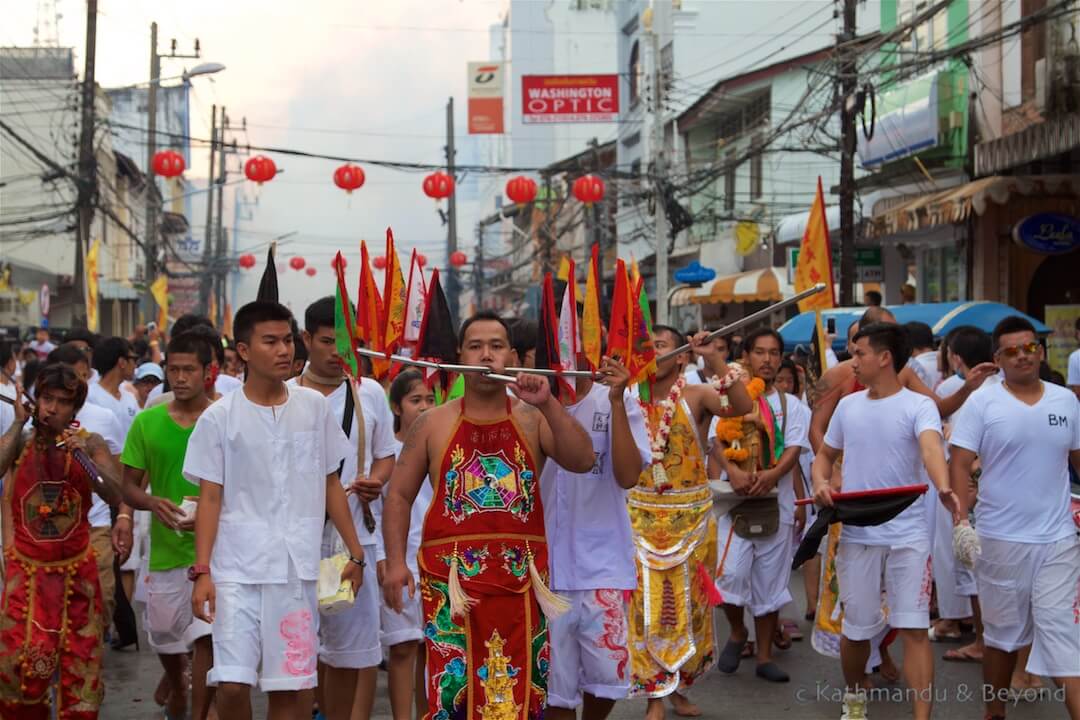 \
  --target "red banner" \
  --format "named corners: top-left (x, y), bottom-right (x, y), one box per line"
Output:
top-left (521, 74), bottom-right (619, 123)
